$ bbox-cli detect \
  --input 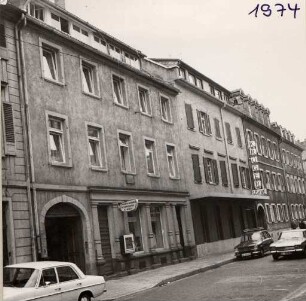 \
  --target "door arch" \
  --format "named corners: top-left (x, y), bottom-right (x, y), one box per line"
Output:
top-left (257, 204), bottom-right (267, 229)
